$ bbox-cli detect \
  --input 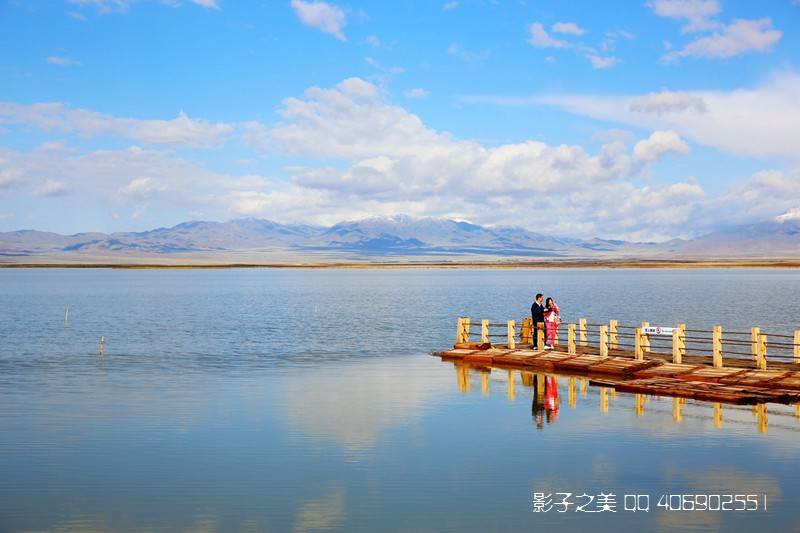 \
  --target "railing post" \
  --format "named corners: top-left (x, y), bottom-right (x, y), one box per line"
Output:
top-left (567, 323), bottom-right (576, 355)
top-left (635, 328), bottom-right (644, 360)
top-left (609, 319), bottom-right (618, 350)
top-left (599, 325), bottom-right (609, 358)
top-left (456, 317), bottom-right (465, 344)
top-left (641, 321), bottom-right (650, 352)
top-left (758, 334), bottom-right (768, 370)
top-left (507, 320), bottom-right (516, 350)
top-left (672, 327), bottom-right (684, 364)
top-left (521, 318), bottom-right (533, 345)
top-left (579, 318), bottom-right (587, 346)
top-left (712, 325), bottom-right (723, 368)
top-left (751, 327), bottom-right (760, 361)
top-left (794, 330), bottom-right (800, 364)
top-left (481, 319), bottom-right (489, 344)
top-left (536, 322), bottom-right (545, 349)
